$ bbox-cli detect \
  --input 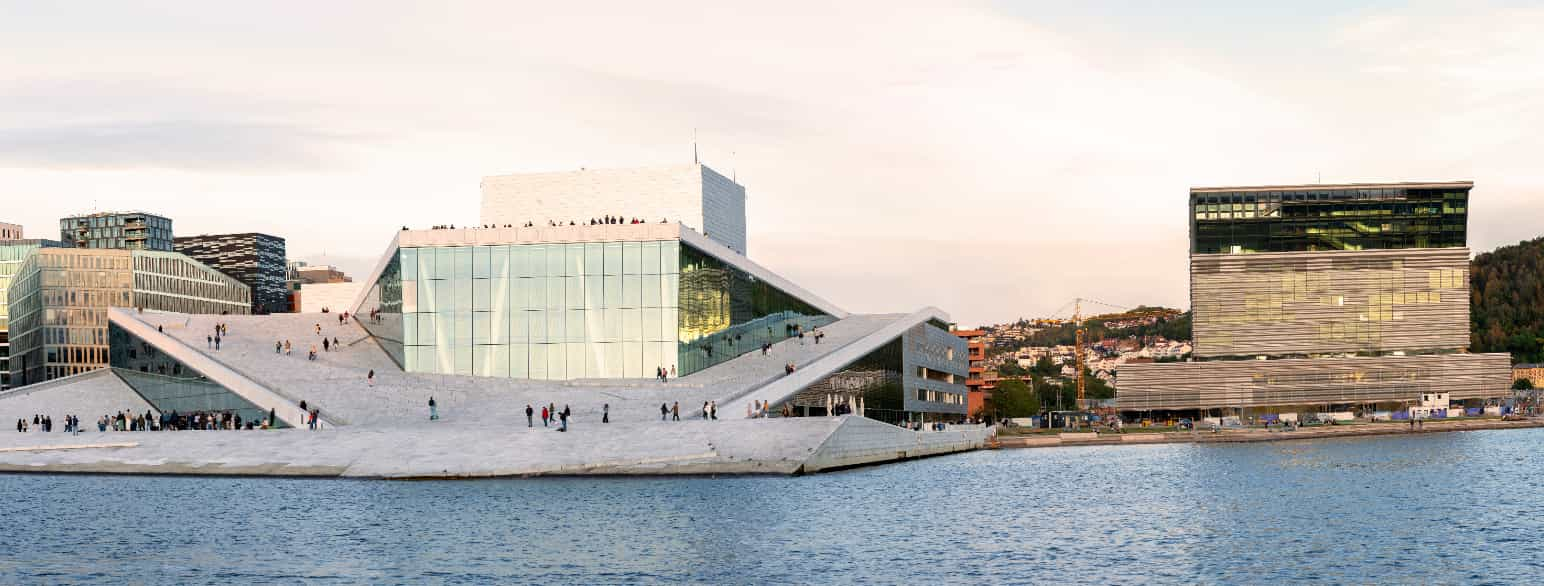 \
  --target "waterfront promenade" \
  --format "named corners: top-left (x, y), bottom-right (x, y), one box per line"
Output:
top-left (996, 417), bottom-right (1544, 449)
